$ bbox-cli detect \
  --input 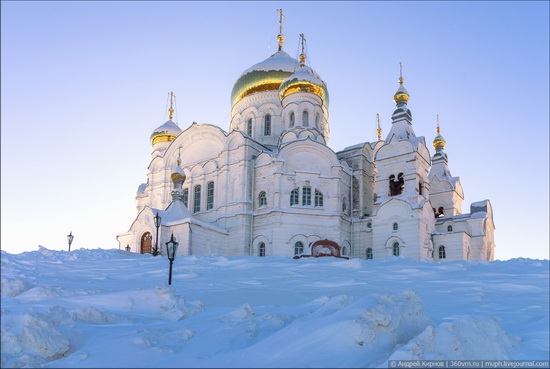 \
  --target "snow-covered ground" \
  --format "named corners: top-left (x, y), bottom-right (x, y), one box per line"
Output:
top-left (1, 247), bottom-right (548, 368)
